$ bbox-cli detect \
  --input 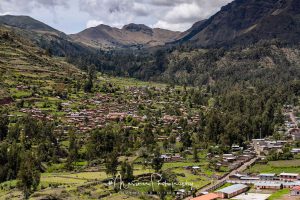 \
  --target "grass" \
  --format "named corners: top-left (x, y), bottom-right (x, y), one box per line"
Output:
top-left (246, 159), bottom-right (300, 174)
top-left (102, 193), bottom-right (141, 200)
top-left (171, 168), bottom-right (211, 189)
top-left (10, 89), bottom-right (32, 98)
top-left (268, 189), bottom-right (290, 200)
top-left (60, 172), bottom-right (108, 180)
top-left (269, 159), bottom-right (300, 167)
top-left (46, 163), bottom-right (65, 173)
top-left (162, 162), bottom-right (203, 170)
top-left (40, 176), bottom-right (87, 185)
